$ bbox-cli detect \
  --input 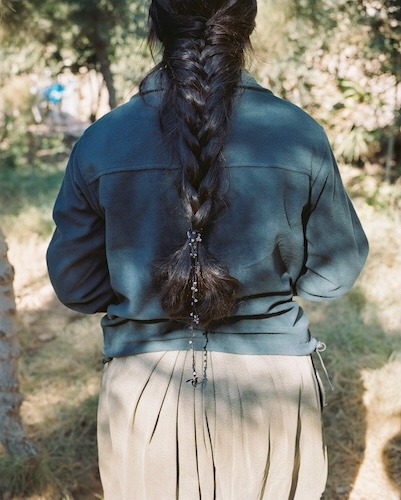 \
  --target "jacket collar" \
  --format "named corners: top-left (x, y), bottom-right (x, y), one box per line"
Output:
top-left (238, 71), bottom-right (272, 94)
top-left (140, 69), bottom-right (270, 95)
